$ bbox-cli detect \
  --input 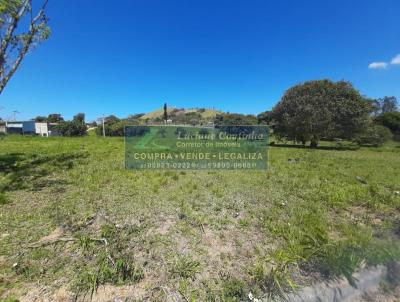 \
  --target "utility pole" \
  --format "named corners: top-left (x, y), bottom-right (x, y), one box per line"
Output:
top-left (12, 110), bottom-right (19, 121)
top-left (102, 114), bottom-right (105, 137)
